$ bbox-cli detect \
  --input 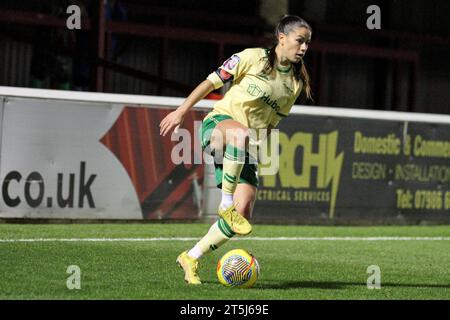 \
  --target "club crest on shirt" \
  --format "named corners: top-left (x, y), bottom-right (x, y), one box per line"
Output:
top-left (247, 84), bottom-right (262, 97)
top-left (222, 54), bottom-right (240, 71)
